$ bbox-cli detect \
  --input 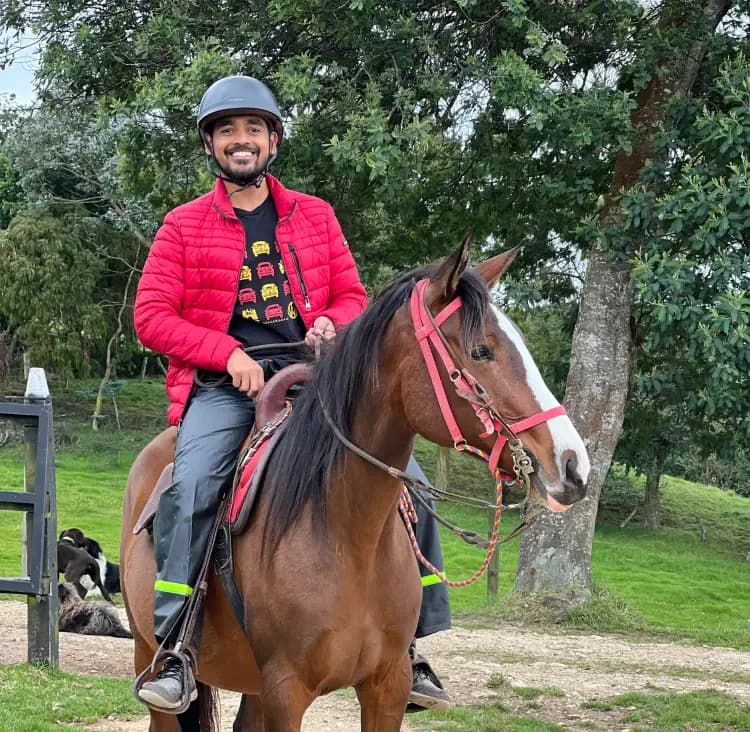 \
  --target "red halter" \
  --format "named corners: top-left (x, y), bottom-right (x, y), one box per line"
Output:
top-left (410, 278), bottom-right (566, 481)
